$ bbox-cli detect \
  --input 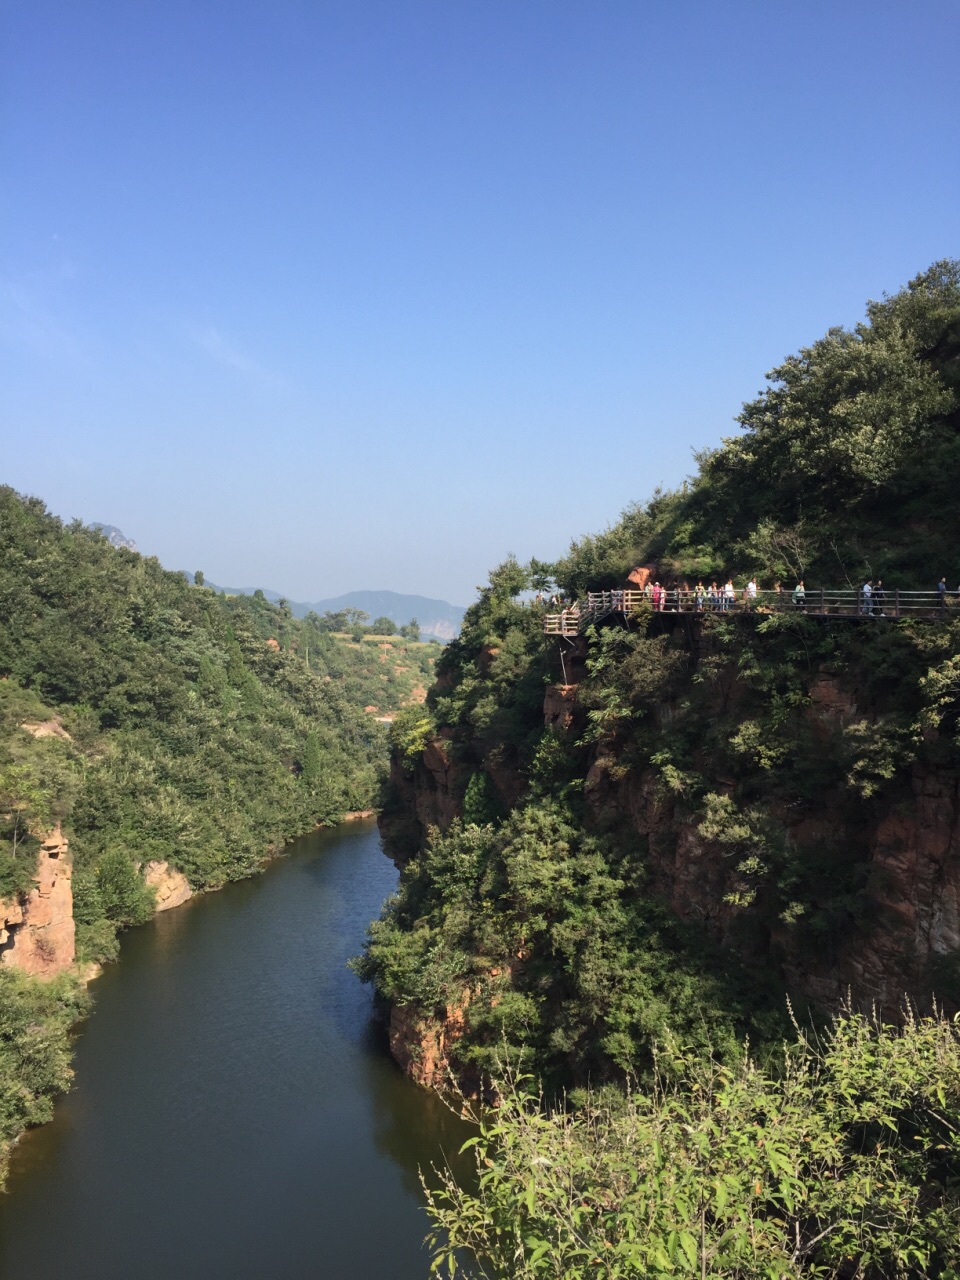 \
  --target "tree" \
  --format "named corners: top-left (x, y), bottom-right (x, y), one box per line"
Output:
top-left (400, 618), bottom-right (420, 641)
top-left (194, 570), bottom-right (205, 587)
top-left (95, 850), bottom-right (155, 928)
top-left (488, 555), bottom-right (529, 601)
top-left (370, 617), bottom-right (397, 635)
top-left (527, 558), bottom-right (556, 594)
